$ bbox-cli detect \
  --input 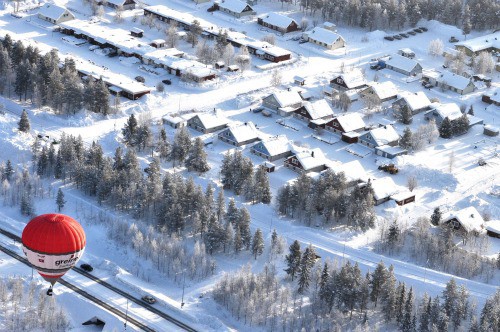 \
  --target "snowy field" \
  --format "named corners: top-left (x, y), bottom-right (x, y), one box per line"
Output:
top-left (0, 0), bottom-right (499, 330)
